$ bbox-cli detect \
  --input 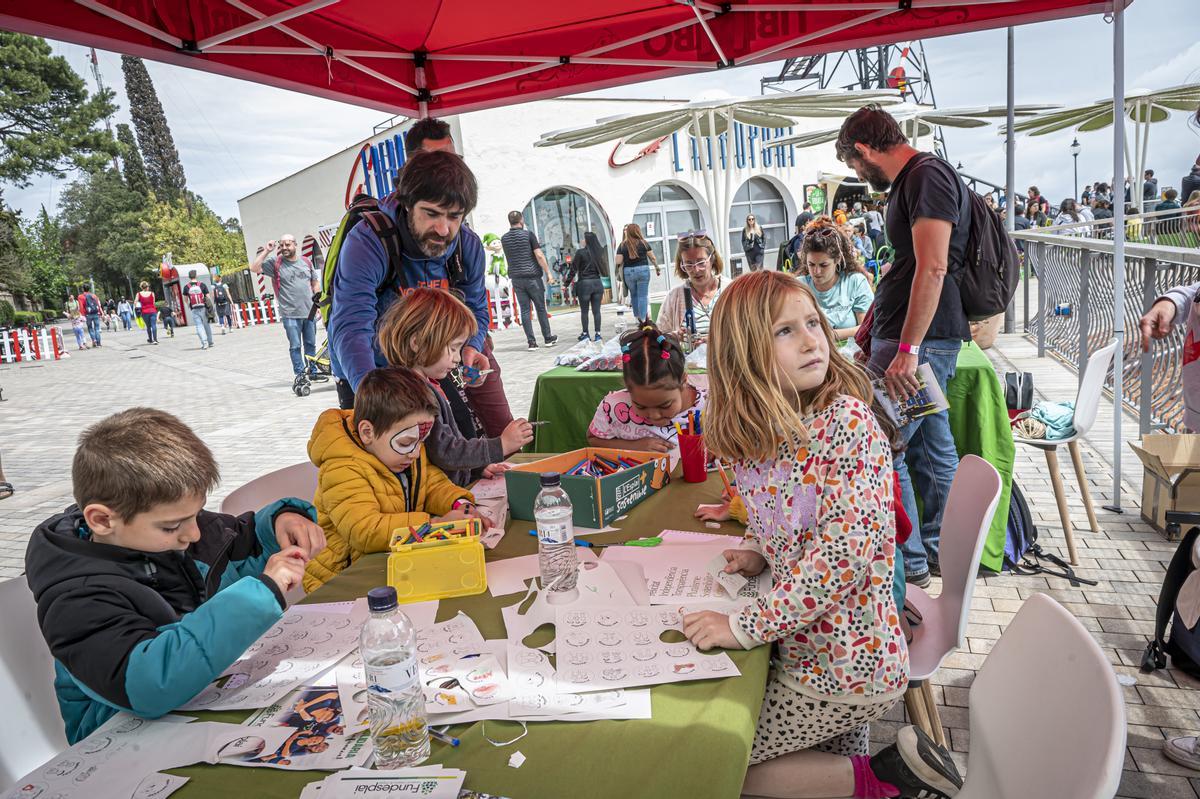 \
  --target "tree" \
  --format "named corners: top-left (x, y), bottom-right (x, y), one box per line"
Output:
top-left (0, 33), bottom-right (119, 186)
top-left (22, 206), bottom-right (70, 305)
top-left (57, 169), bottom-right (153, 290)
top-left (116, 123), bottom-right (150, 198)
top-left (121, 56), bottom-right (186, 202)
top-left (142, 194), bottom-right (246, 272)
top-left (0, 191), bottom-right (27, 293)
